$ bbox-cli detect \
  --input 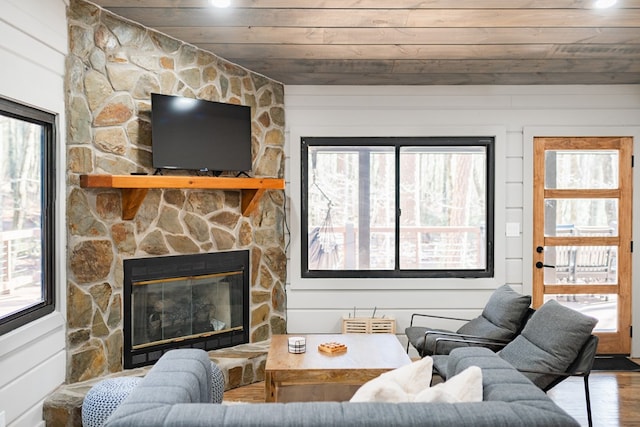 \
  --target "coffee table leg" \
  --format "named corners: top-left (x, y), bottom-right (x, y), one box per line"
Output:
top-left (265, 371), bottom-right (277, 402)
